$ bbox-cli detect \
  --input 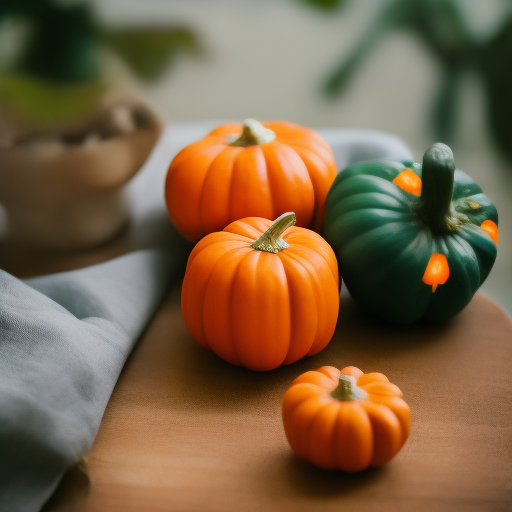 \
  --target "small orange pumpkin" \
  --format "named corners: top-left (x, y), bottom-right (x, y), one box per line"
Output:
top-left (282, 366), bottom-right (410, 471)
top-left (181, 212), bottom-right (340, 371)
top-left (165, 119), bottom-right (337, 241)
